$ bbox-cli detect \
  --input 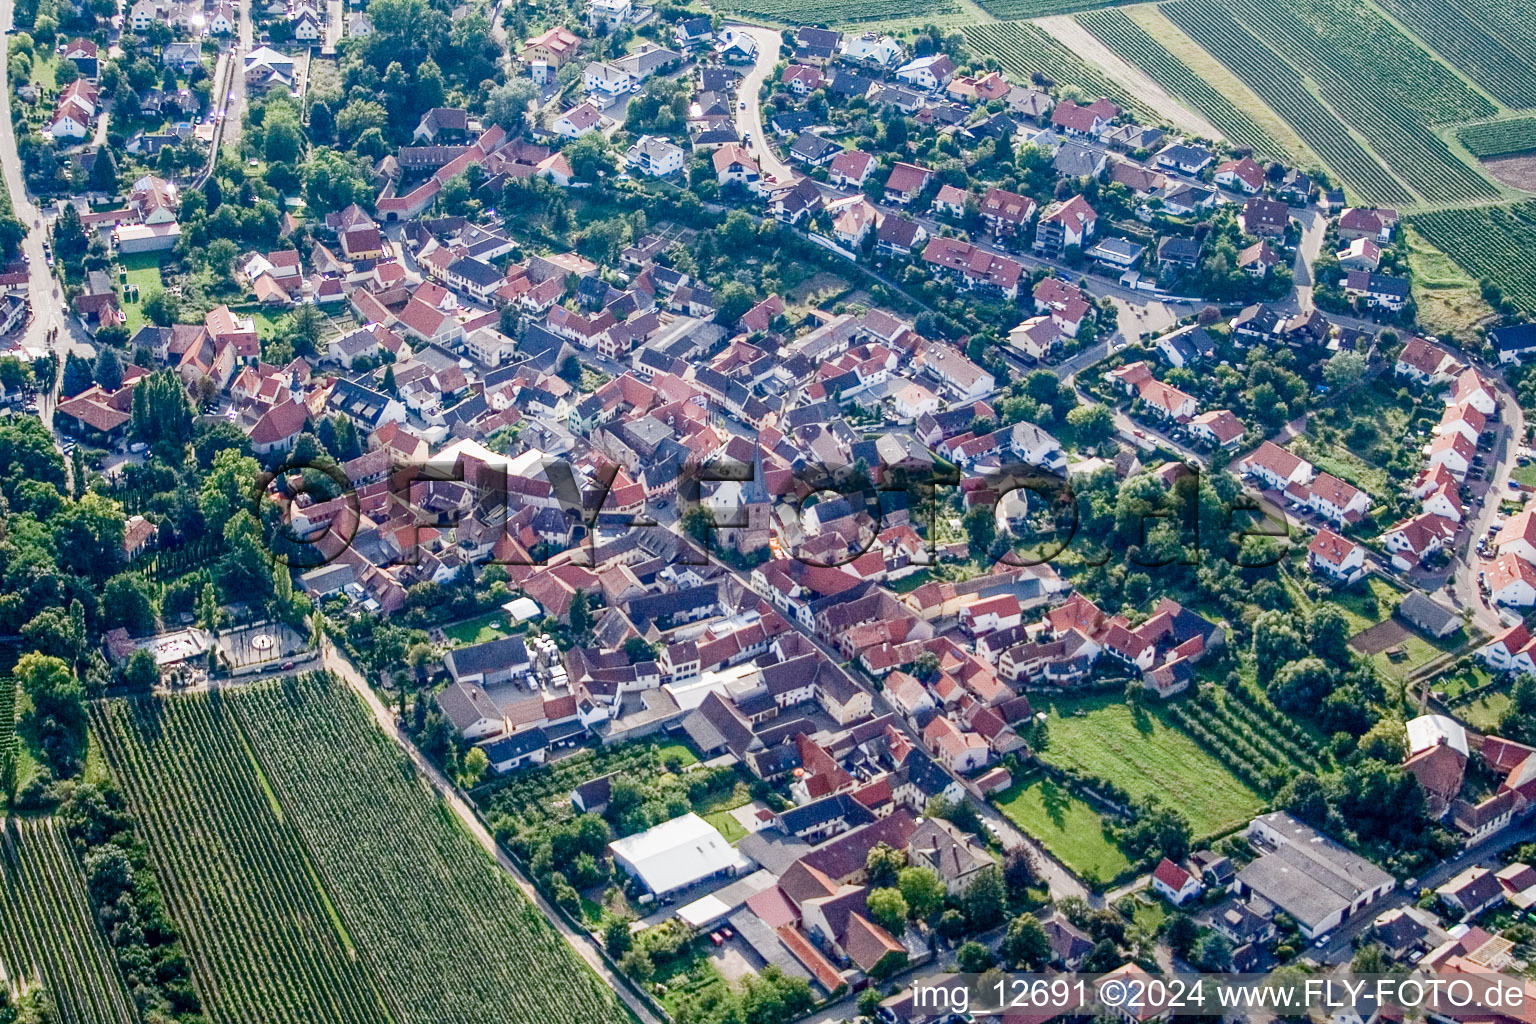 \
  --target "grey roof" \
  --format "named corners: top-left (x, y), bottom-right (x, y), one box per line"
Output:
top-left (1237, 812), bottom-right (1394, 932)
top-left (1397, 591), bottom-right (1460, 637)
top-left (778, 793), bottom-right (876, 836)
top-left (444, 635), bottom-right (531, 680)
top-left (436, 681), bottom-right (503, 732)
top-left (447, 257), bottom-right (503, 288)
top-left (480, 727), bottom-right (549, 765)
